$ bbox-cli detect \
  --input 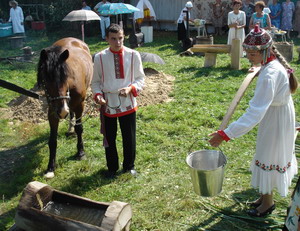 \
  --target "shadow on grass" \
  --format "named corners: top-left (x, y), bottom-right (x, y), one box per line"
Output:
top-left (177, 66), bottom-right (249, 80)
top-left (186, 188), bottom-right (284, 231)
top-left (0, 136), bottom-right (48, 198)
top-left (58, 167), bottom-right (125, 197)
top-left (0, 135), bottom-right (48, 230)
top-left (0, 208), bottom-right (17, 231)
